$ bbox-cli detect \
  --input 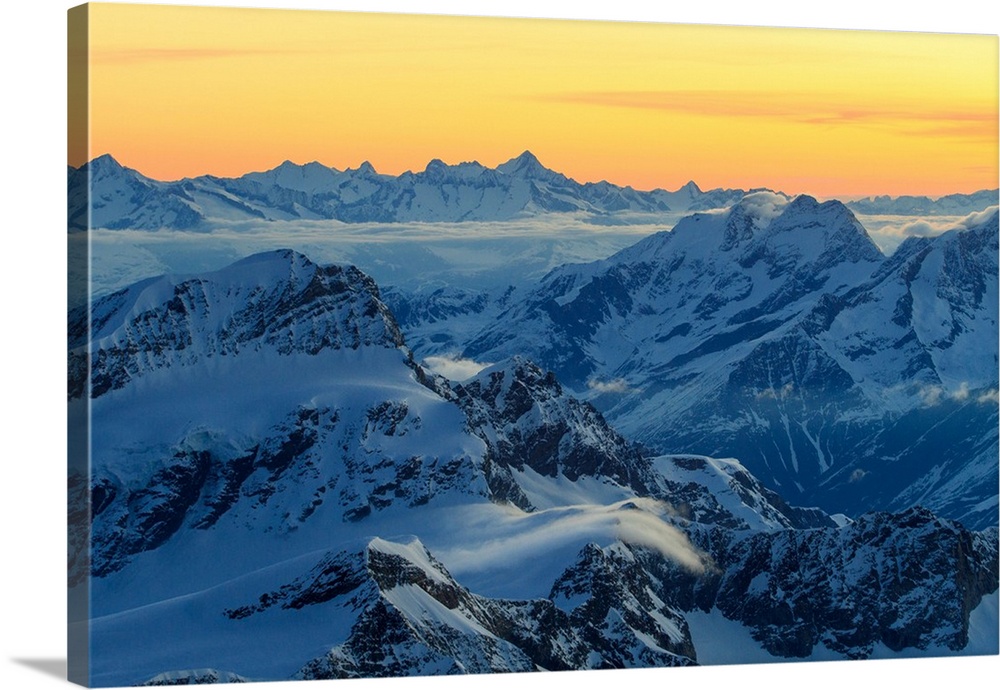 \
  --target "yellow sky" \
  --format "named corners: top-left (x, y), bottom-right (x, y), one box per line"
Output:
top-left (76, 3), bottom-right (998, 197)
